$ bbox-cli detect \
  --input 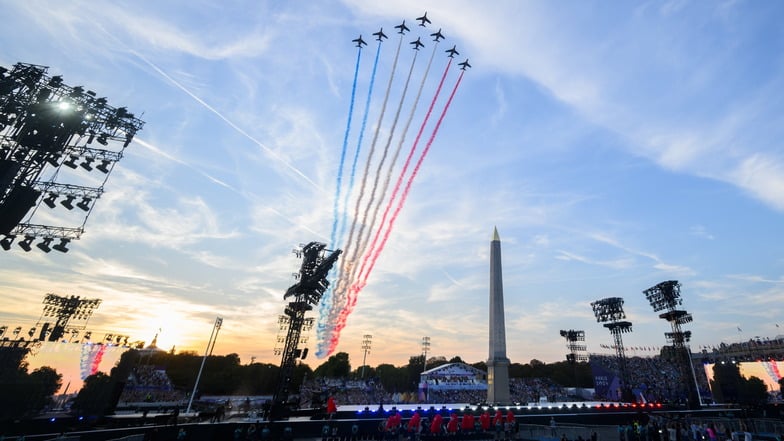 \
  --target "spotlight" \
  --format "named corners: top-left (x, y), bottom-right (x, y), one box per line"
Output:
top-left (52, 238), bottom-right (70, 253)
top-left (96, 133), bottom-right (109, 146)
top-left (86, 130), bottom-right (95, 144)
top-left (63, 154), bottom-right (79, 168)
top-left (43, 193), bottom-right (58, 208)
top-left (46, 154), bottom-right (61, 167)
top-left (60, 195), bottom-right (76, 210)
top-left (80, 157), bottom-right (94, 171)
top-left (37, 237), bottom-right (54, 253)
top-left (18, 235), bottom-right (35, 252)
top-left (76, 197), bottom-right (92, 211)
top-left (1, 235), bottom-right (15, 250)
top-left (96, 159), bottom-right (112, 173)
